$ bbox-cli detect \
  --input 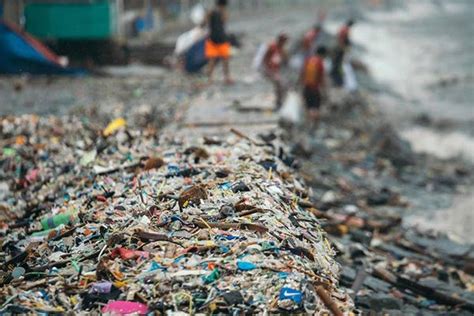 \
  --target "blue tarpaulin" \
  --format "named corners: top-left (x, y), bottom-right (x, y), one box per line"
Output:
top-left (0, 21), bottom-right (84, 75)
